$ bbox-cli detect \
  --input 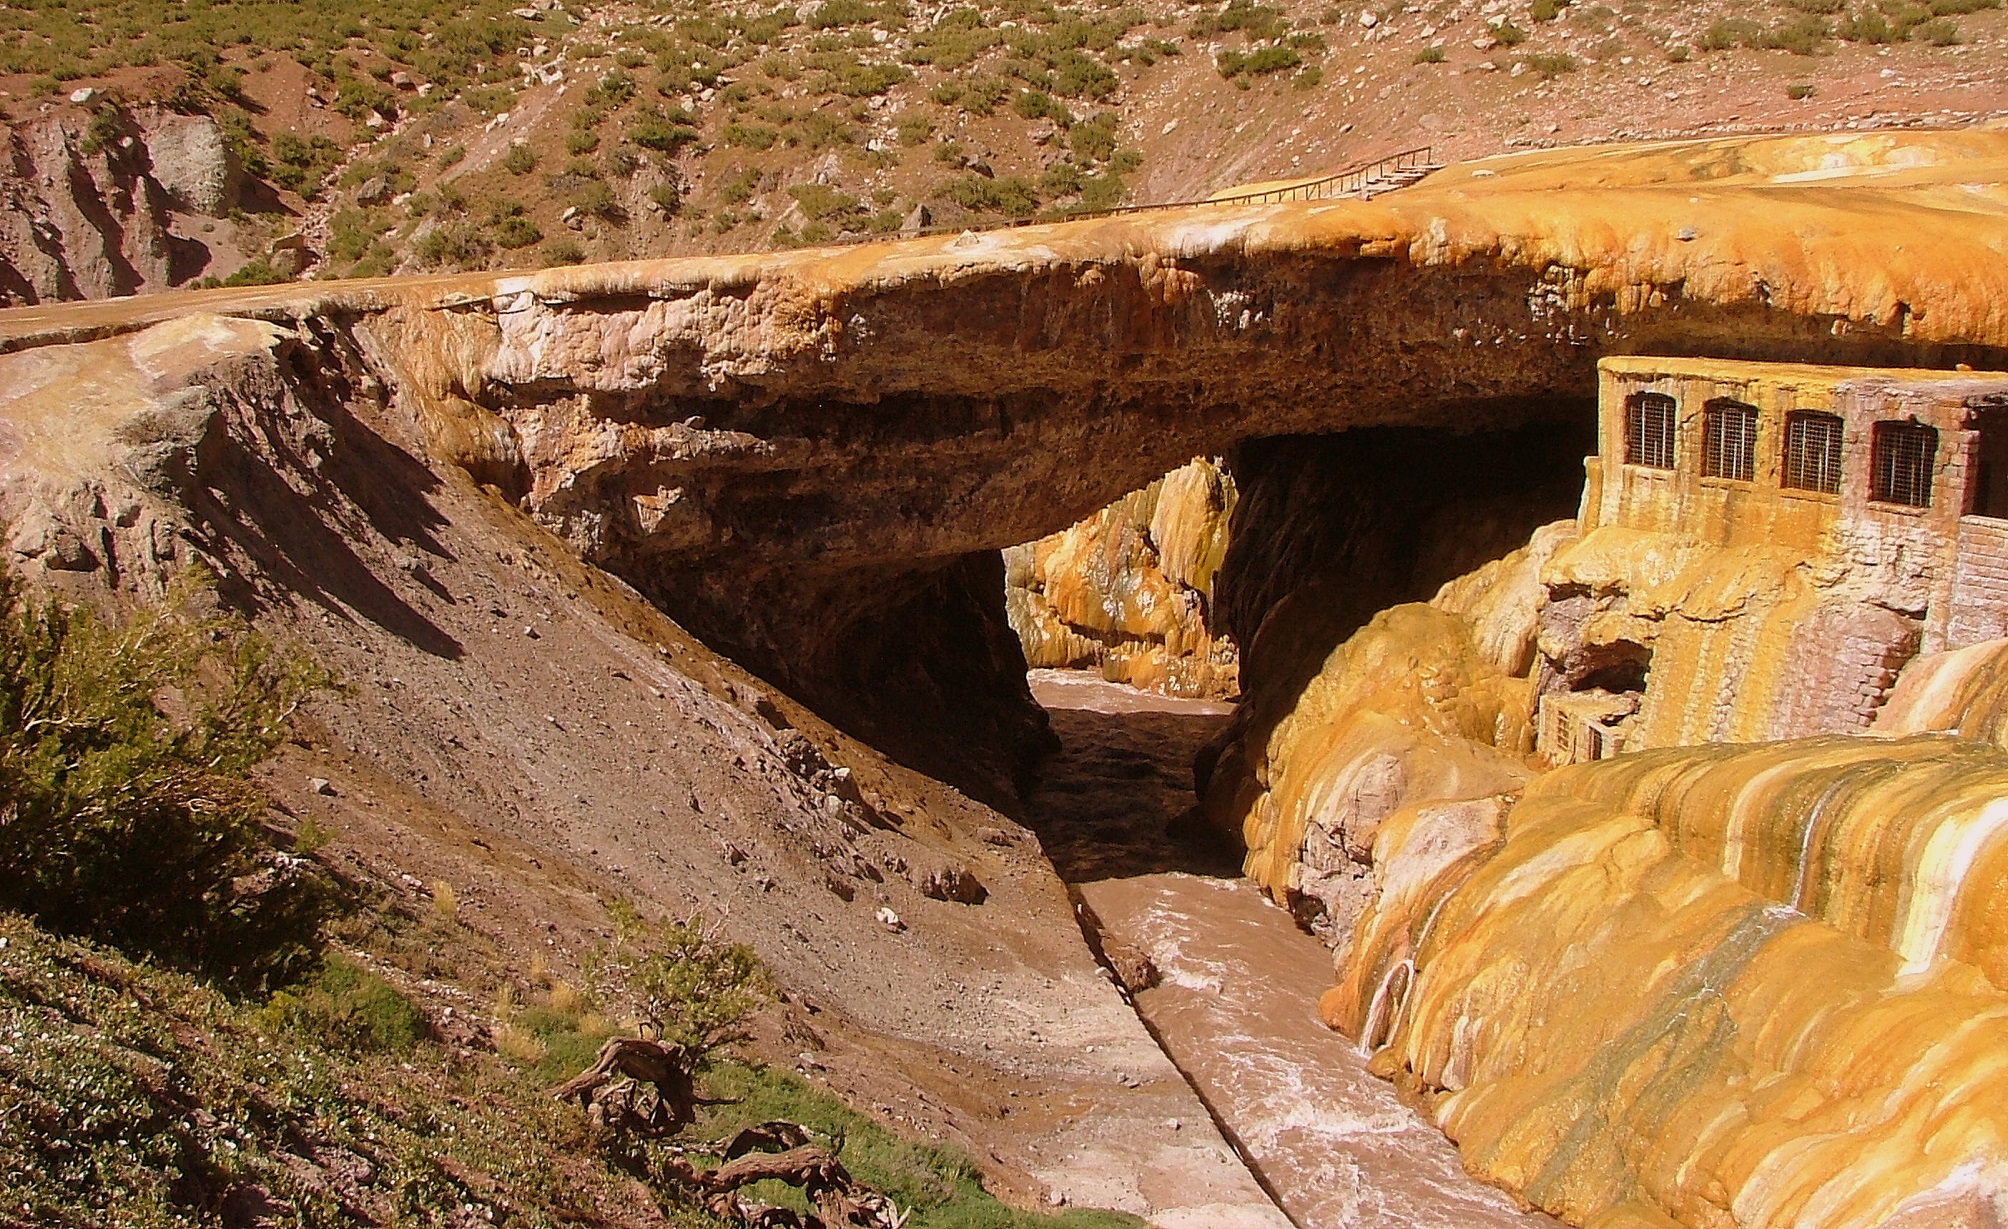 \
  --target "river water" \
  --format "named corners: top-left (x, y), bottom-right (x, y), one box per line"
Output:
top-left (1025, 669), bottom-right (1553, 1229)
